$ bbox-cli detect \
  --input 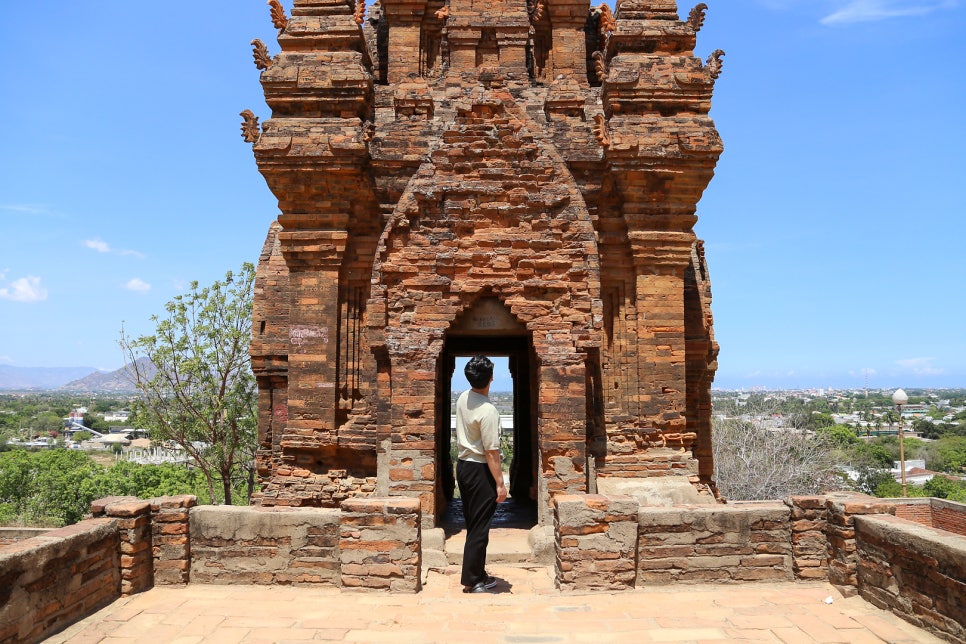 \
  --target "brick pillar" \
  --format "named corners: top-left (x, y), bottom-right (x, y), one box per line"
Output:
top-left (280, 231), bottom-right (348, 448)
top-left (381, 0), bottom-right (428, 83)
top-left (825, 493), bottom-right (895, 596)
top-left (150, 495), bottom-right (196, 585)
top-left (535, 358), bottom-right (589, 524)
top-left (788, 495), bottom-right (829, 581)
top-left (554, 494), bottom-right (638, 592)
top-left (92, 497), bottom-right (153, 596)
top-left (339, 498), bottom-right (421, 592)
